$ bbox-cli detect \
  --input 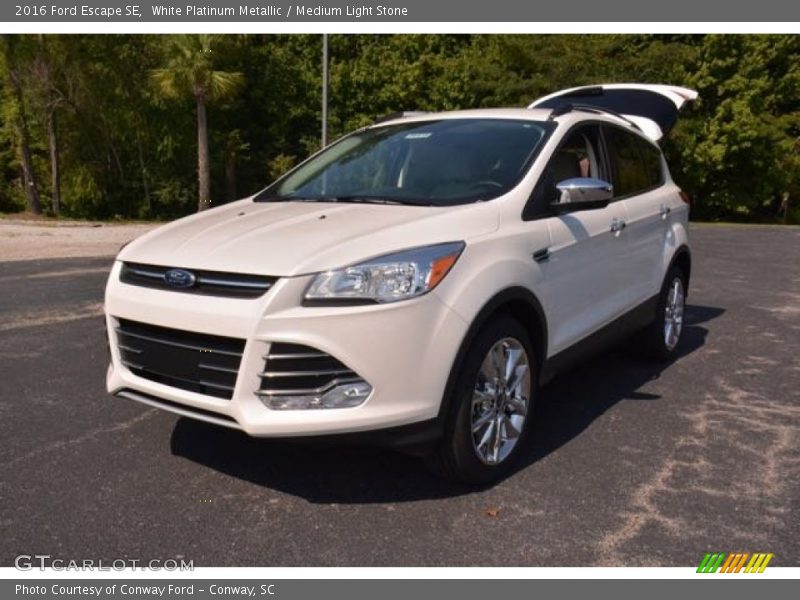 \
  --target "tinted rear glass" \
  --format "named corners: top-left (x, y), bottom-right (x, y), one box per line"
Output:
top-left (606, 127), bottom-right (656, 197)
top-left (637, 137), bottom-right (664, 188)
